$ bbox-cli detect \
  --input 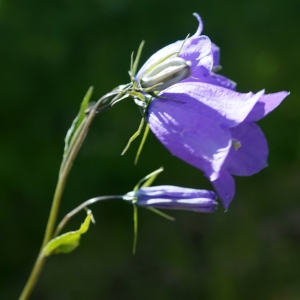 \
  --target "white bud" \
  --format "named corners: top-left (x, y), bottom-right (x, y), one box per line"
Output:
top-left (140, 57), bottom-right (191, 91)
